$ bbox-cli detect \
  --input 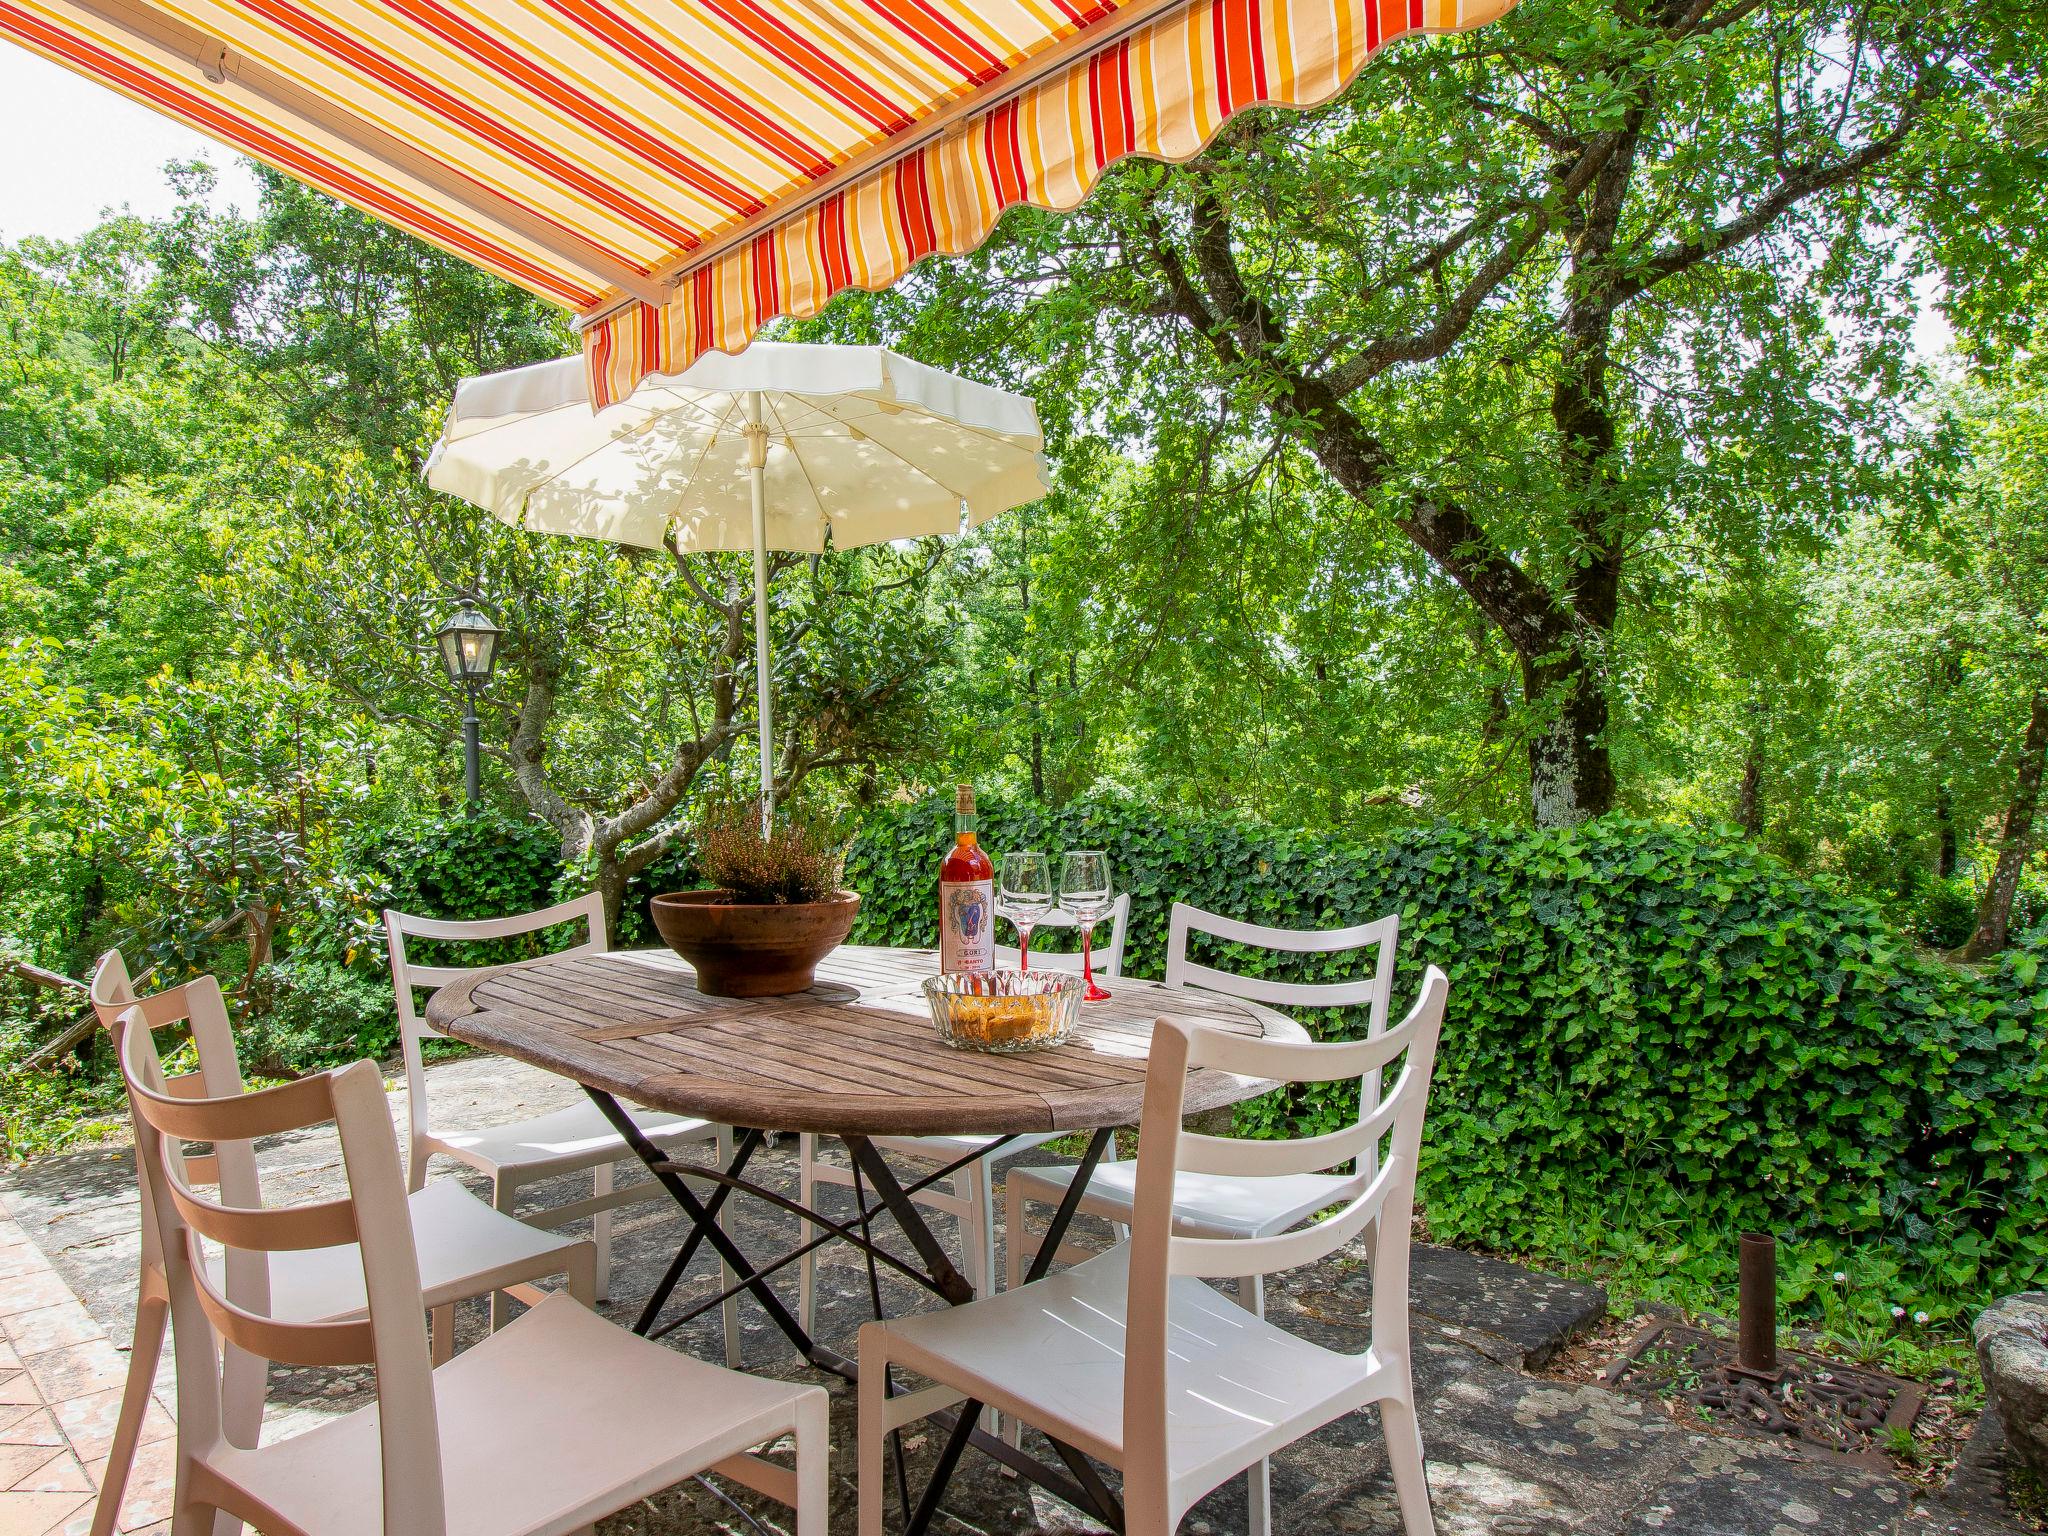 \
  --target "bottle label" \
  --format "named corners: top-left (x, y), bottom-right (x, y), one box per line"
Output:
top-left (940, 879), bottom-right (995, 973)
